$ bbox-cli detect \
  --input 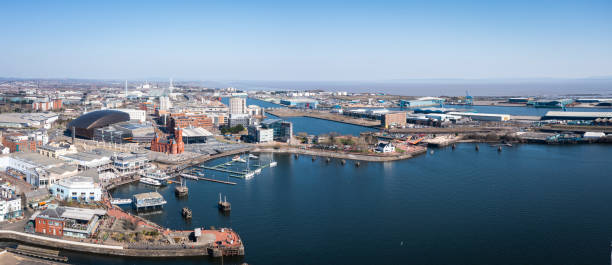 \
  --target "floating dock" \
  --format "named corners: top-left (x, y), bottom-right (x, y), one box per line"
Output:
top-left (180, 173), bottom-right (236, 185)
top-left (132, 192), bottom-right (167, 211)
